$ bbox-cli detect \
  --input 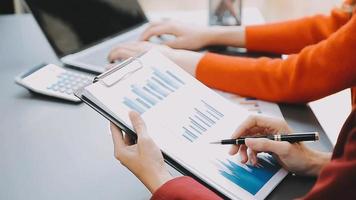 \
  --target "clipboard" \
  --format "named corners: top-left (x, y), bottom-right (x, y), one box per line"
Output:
top-left (74, 53), bottom-right (228, 198)
top-left (74, 50), bottom-right (288, 199)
